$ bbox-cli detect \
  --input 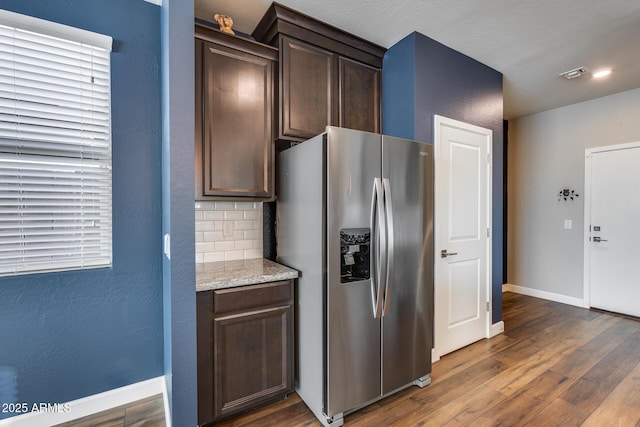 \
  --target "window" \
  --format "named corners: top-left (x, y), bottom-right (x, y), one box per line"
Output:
top-left (0, 10), bottom-right (113, 276)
